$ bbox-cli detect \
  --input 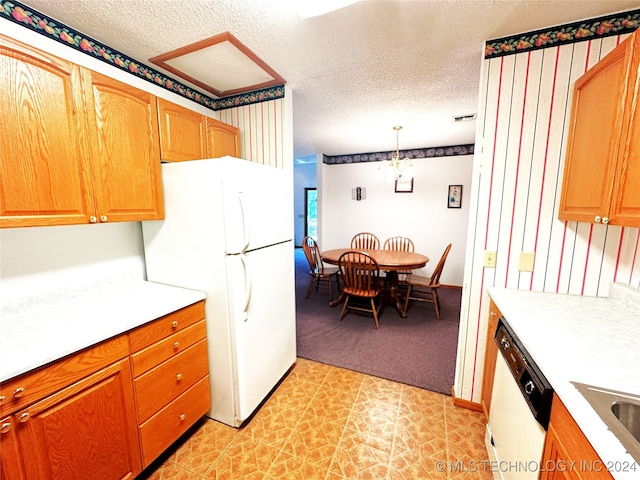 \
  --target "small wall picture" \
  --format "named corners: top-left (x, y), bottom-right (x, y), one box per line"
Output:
top-left (395, 177), bottom-right (414, 193)
top-left (448, 185), bottom-right (462, 208)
